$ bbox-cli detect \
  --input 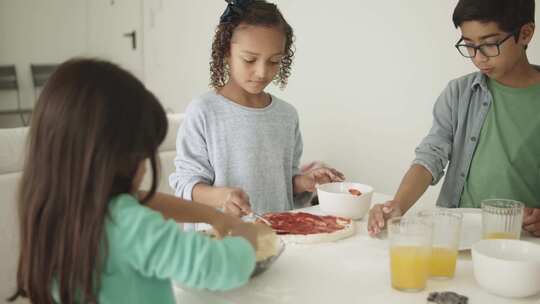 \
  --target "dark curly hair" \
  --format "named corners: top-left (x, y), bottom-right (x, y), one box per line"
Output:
top-left (210, 0), bottom-right (295, 89)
